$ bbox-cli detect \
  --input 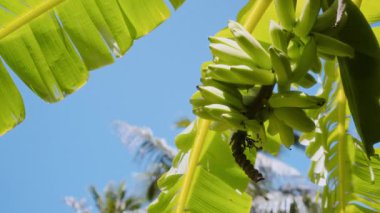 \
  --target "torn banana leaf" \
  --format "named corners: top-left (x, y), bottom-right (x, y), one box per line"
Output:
top-left (0, 0), bottom-right (184, 135)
